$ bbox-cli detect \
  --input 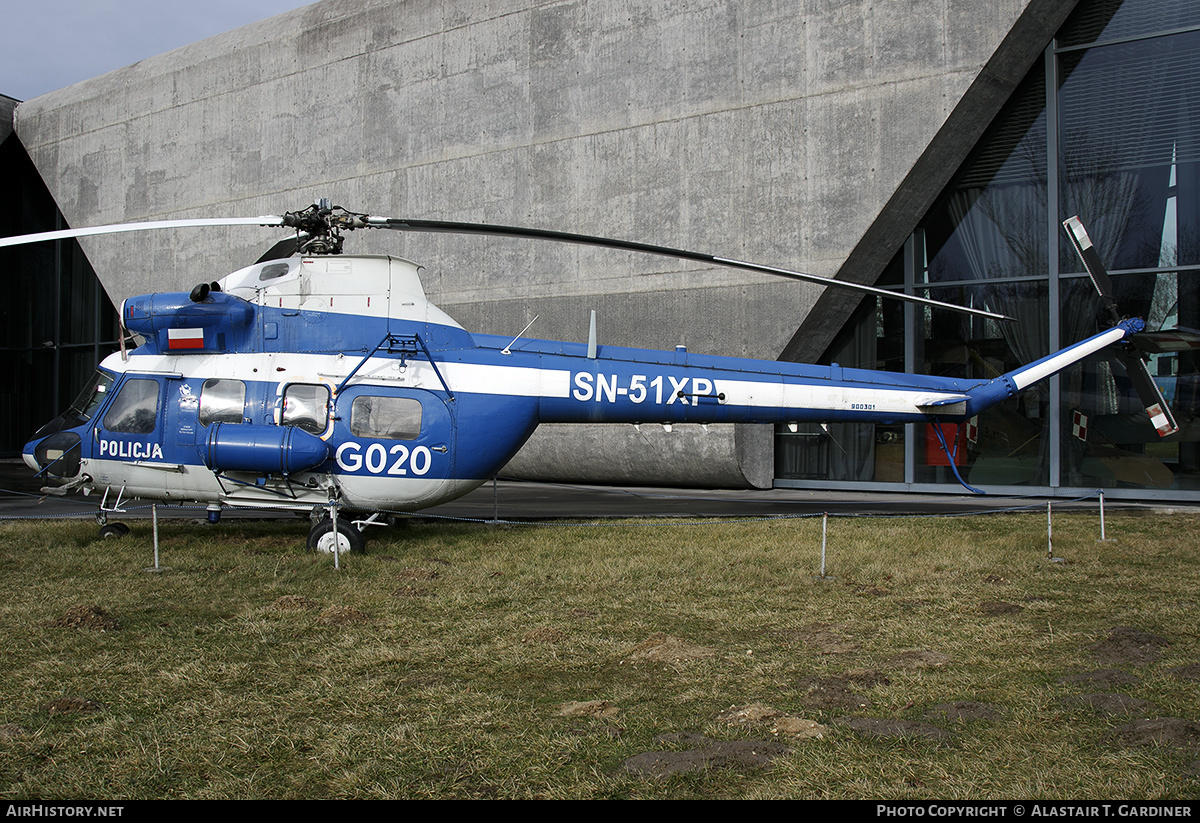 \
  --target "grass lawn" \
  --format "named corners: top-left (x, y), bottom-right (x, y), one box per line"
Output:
top-left (0, 510), bottom-right (1197, 799)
